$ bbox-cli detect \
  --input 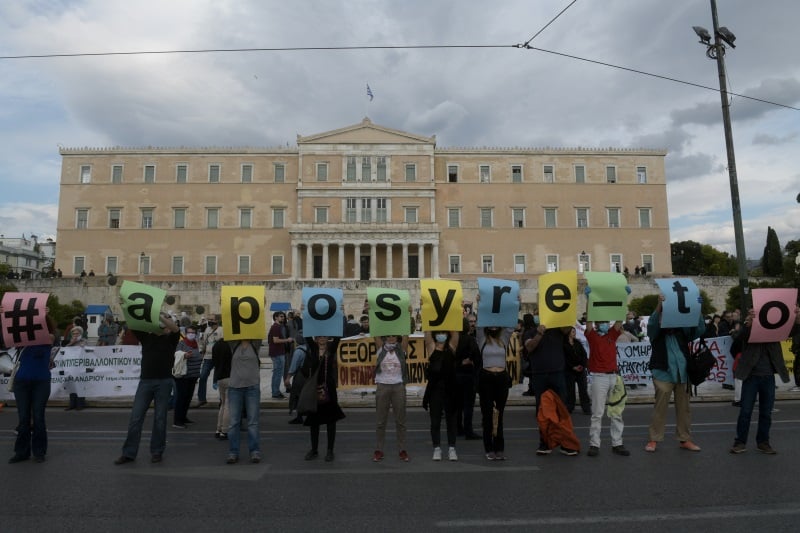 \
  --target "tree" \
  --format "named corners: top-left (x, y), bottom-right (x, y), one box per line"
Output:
top-left (671, 240), bottom-right (737, 276)
top-left (781, 239), bottom-right (800, 288)
top-left (760, 226), bottom-right (783, 277)
top-left (629, 289), bottom-right (715, 318)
